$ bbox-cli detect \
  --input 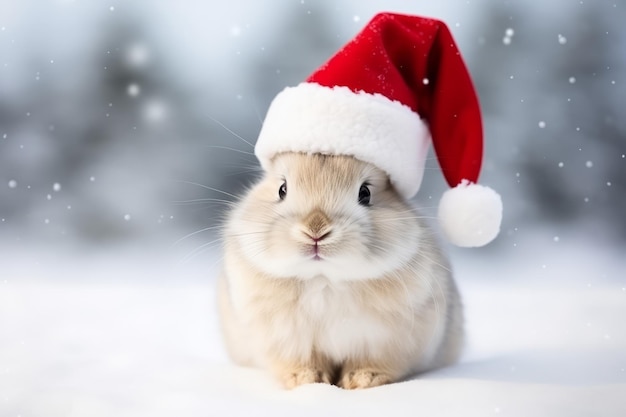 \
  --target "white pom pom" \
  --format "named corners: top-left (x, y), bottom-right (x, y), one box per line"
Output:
top-left (438, 180), bottom-right (503, 247)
